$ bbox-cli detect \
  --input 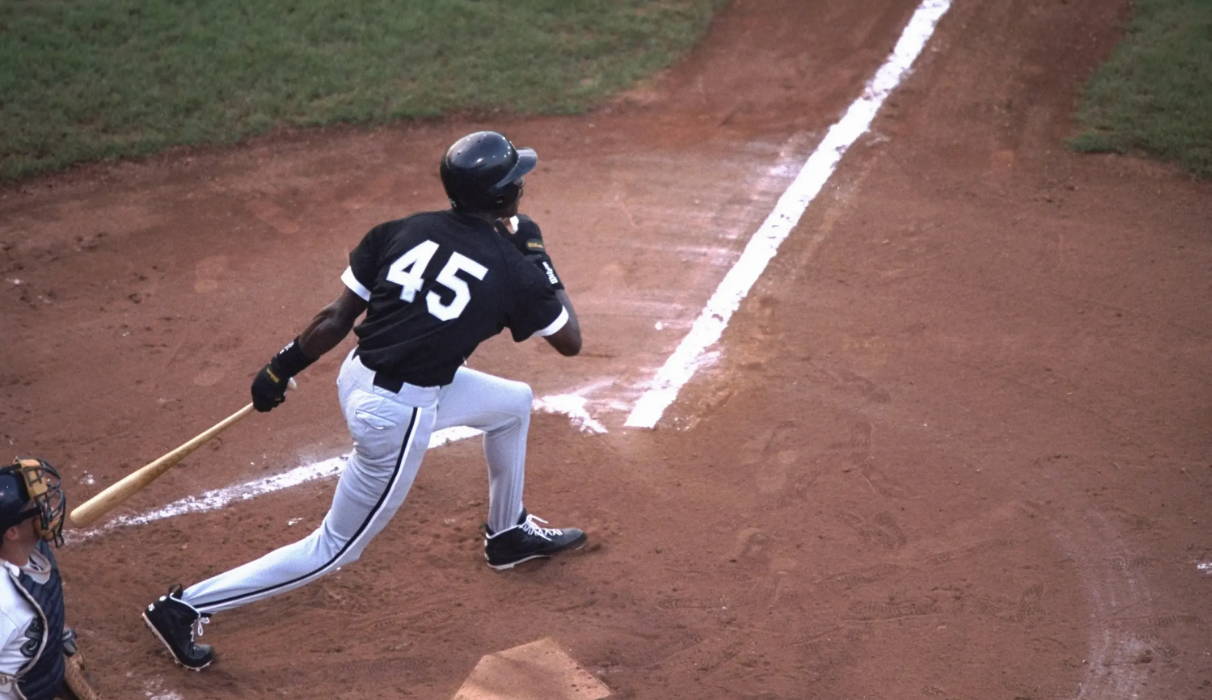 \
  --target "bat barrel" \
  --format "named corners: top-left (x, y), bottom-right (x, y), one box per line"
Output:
top-left (68, 402), bottom-right (257, 527)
